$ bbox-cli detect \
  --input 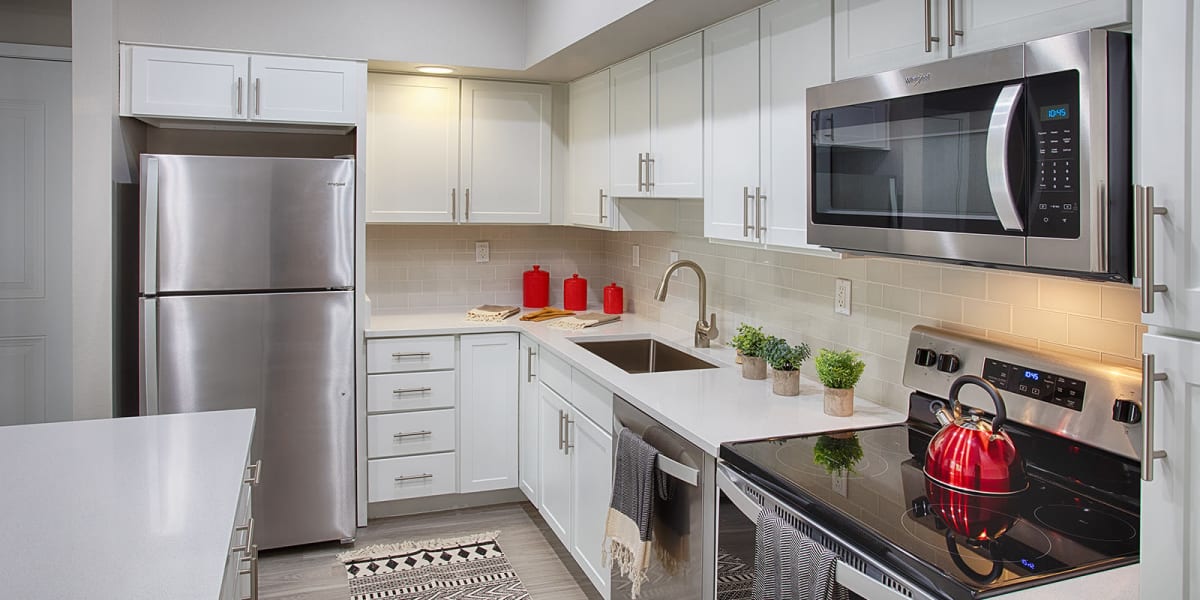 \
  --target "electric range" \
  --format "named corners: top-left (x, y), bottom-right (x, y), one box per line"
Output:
top-left (715, 326), bottom-right (1143, 600)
